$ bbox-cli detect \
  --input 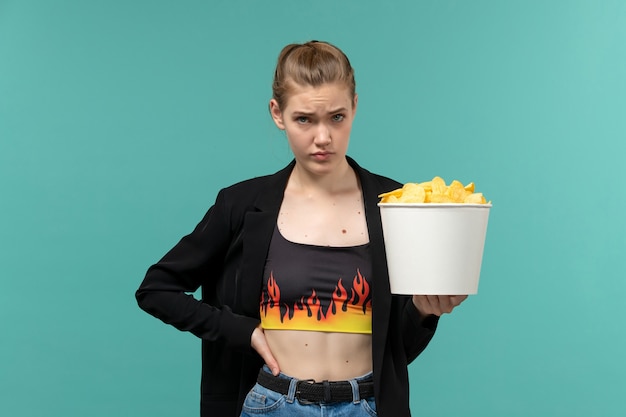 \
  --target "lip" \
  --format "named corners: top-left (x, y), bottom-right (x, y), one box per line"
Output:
top-left (311, 151), bottom-right (333, 161)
